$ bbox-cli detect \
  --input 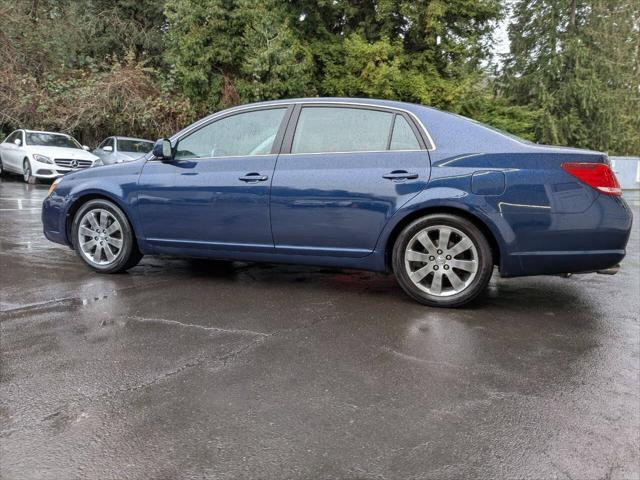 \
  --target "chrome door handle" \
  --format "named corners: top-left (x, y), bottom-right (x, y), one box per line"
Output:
top-left (383, 170), bottom-right (419, 180)
top-left (239, 172), bottom-right (269, 183)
